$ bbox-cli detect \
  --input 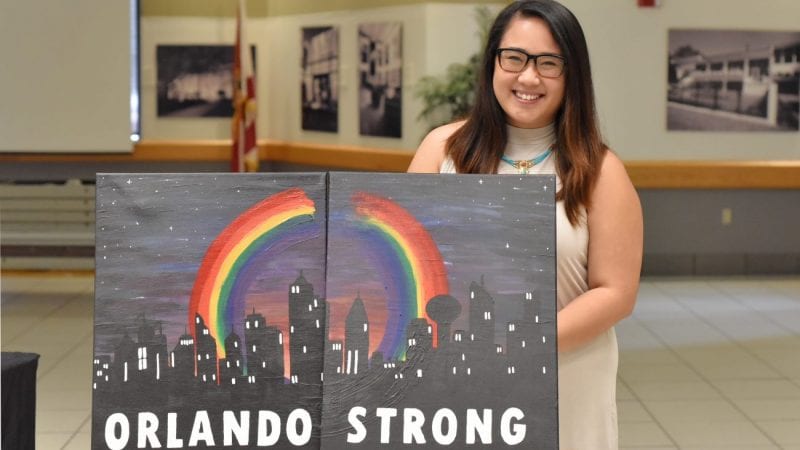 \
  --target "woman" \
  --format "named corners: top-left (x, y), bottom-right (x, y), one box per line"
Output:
top-left (408, 1), bottom-right (642, 448)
